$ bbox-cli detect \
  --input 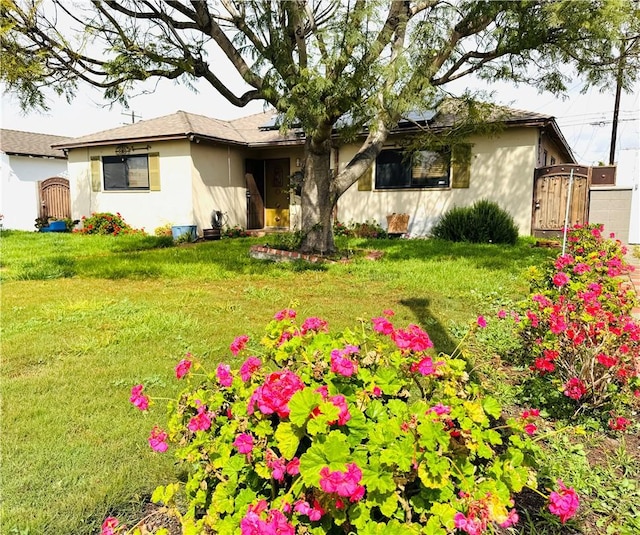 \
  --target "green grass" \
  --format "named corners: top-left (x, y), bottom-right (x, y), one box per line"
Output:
top-left (0, 231), bottom-right (561, 533)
